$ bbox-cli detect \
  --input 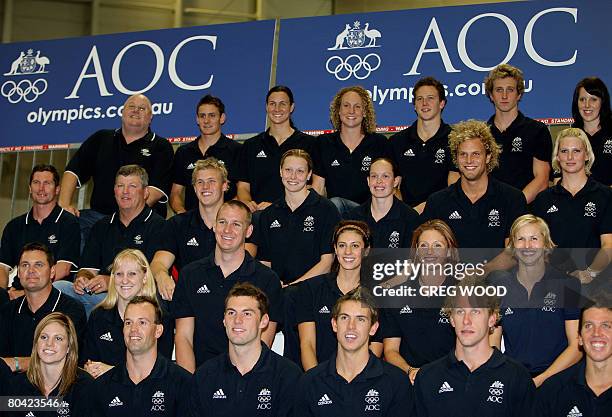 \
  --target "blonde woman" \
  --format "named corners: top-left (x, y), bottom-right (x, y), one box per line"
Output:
top-left (82, 249), bottom-right (173, 377)
top-left (0, 312), bottom-right (92, 416)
